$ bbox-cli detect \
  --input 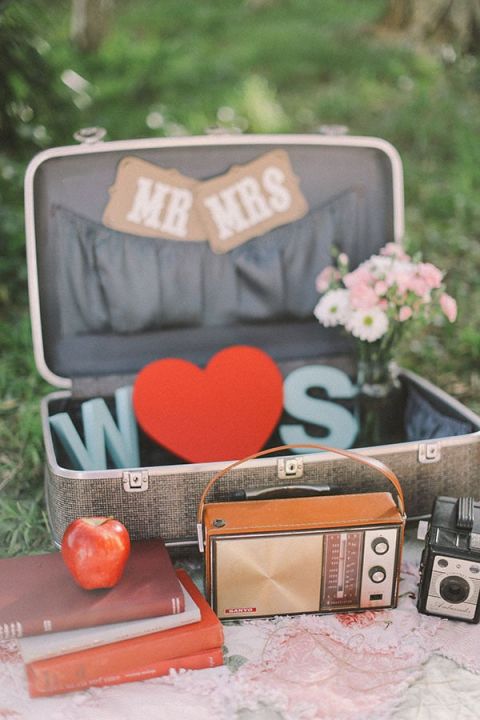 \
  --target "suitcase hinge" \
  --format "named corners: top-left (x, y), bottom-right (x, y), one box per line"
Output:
top-left (73, 126), bottom-right (107, 144)
top-left (317, 124), bottom-right (349, 136)
top-left (418, 442), bottom-right (441, 464)
top-left (122, 470), bottom-right (149, 493)
top-left (277, 457), bottom-right (304, 480)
